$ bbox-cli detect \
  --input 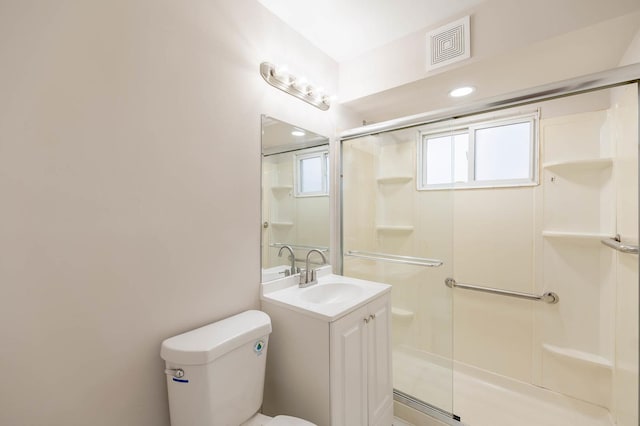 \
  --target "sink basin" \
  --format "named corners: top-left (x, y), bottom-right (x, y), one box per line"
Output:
top-left (300, 283), bottom-right (364, 304)
top-left (261, 270), bottom-right (391, 321)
